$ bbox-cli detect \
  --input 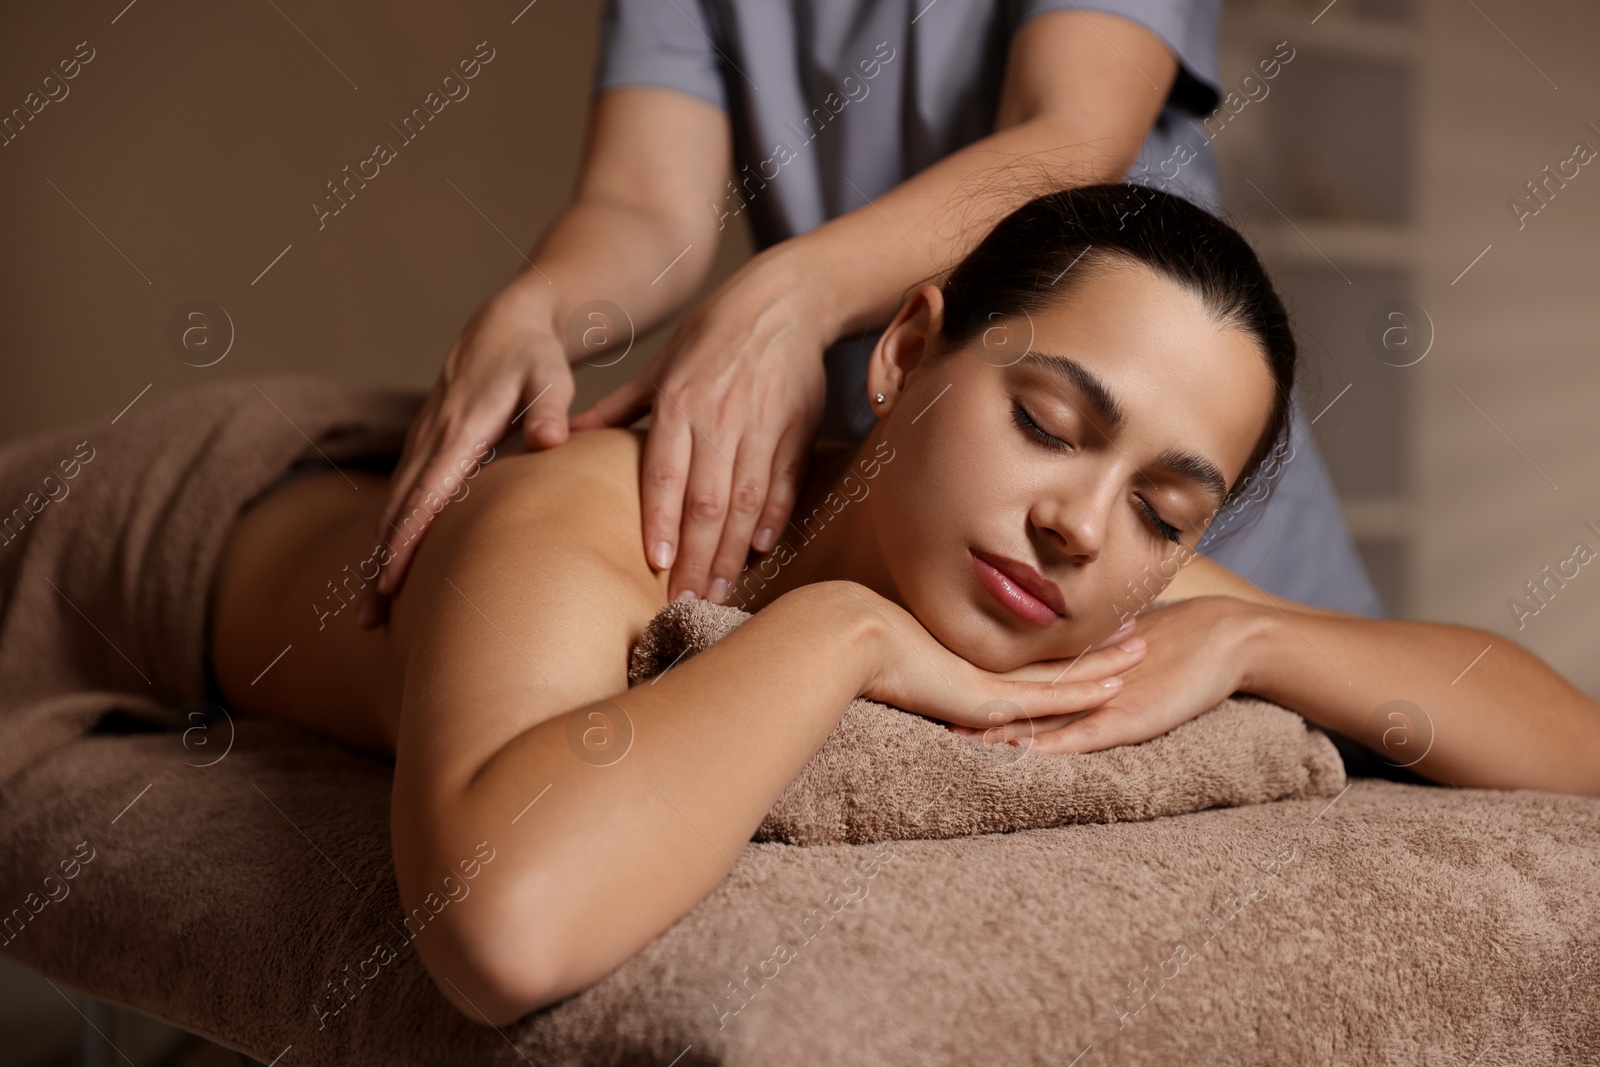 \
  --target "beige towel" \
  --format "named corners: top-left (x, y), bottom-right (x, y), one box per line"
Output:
top-left (629, 599), bottom-right (1345, 844)
top-left (2, 378), bottom-right (1596, 1067)
top-left (0, 377), bottom-right (420, 786)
